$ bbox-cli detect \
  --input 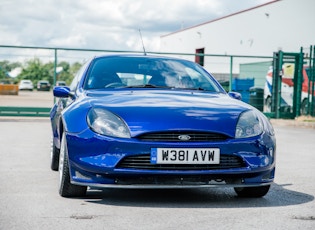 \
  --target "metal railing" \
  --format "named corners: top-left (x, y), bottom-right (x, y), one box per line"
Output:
top-left (0, 106), bottom-right (50, 117)
top-left (0, 44), bottom-right (314, 117)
